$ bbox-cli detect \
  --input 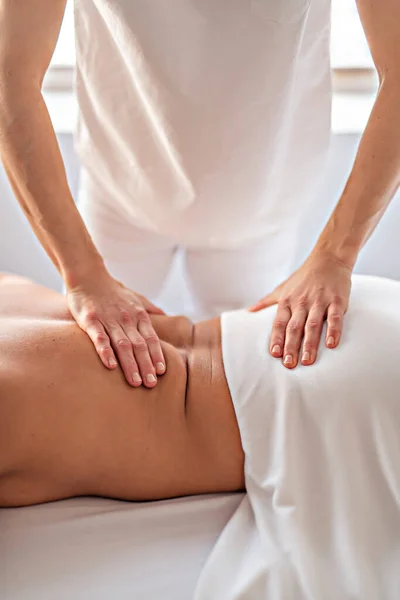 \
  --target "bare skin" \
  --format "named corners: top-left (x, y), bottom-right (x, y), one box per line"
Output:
top-left (0, 0), bottom-right (166, 388)
top-left (252, 0), bottom-right (400, 368)
top-left (2, 2), bottom-right (400, 383)
top-left (0, 273), bottom-right (244, 508)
